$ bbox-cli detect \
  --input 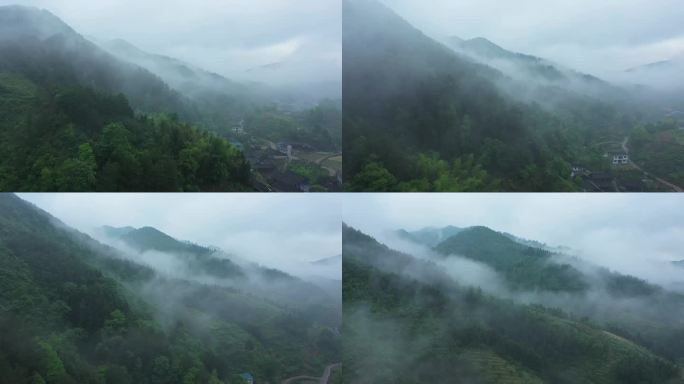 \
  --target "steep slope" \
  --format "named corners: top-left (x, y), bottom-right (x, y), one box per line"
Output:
top-left (100, 39), bottom-right (264, 131)
top-left (343, 225), bottom-right (681, 383)
top-left (343, 0), bottom-right (582, 191)
top-left (0, 6), bottom-right (189, 115)
top-left (0, 194), bottom-right (340, 383)
top-left (0, 193), bottom-right (224, 383)
top-left (0, 6), bottom-right (251, 192)
top-left (449, 36), bottom-right (621, 98)
top-left (100, 225), bottom-right (339, 323)
top-left (343, 0), bottom-right (641, 192)
top-left (434, 226), bottom-right (589, 292)
top-left (400, 224), bottom-right (684, 361)
top-left (101, 39), bottom-right (249, 99)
